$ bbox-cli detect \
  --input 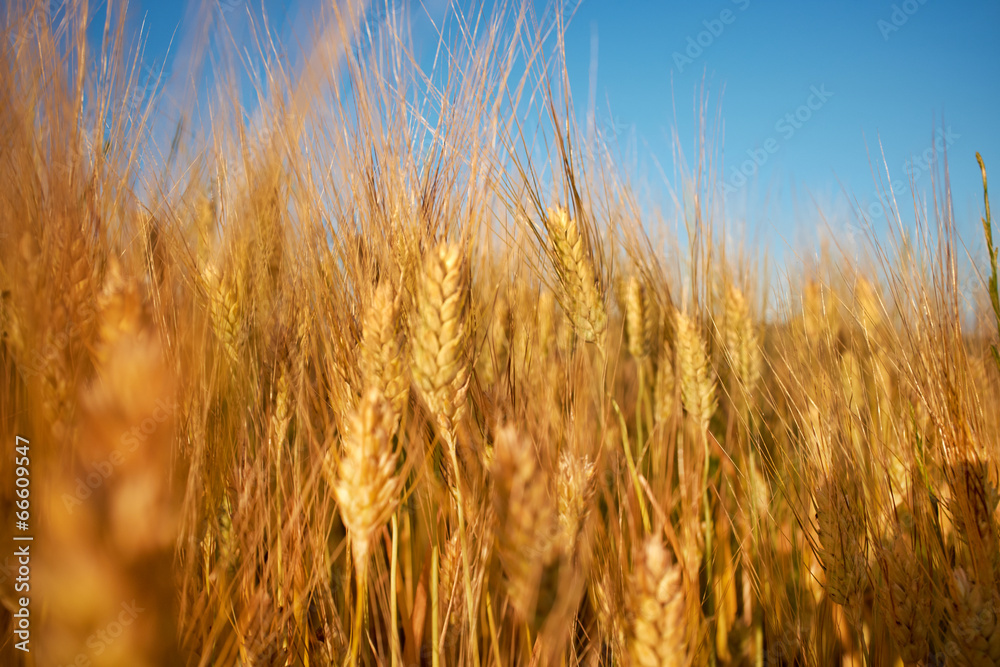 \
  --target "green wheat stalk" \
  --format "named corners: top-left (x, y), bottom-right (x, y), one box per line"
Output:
top-left (977, 152), bottom-right (1000, 371)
